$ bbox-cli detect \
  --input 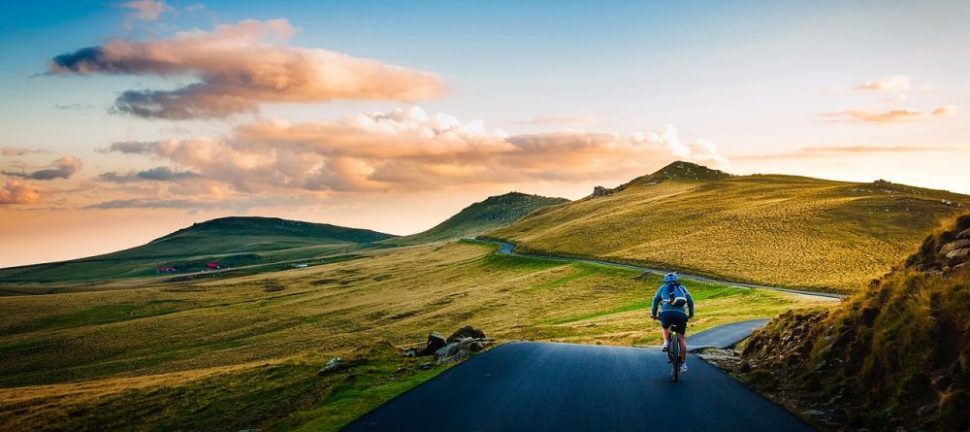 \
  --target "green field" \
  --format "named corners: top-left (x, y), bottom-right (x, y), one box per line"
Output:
top-left (489, 162), bottom-right (970, 292)
top-left (0, 241), bottom-right (830, 431)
